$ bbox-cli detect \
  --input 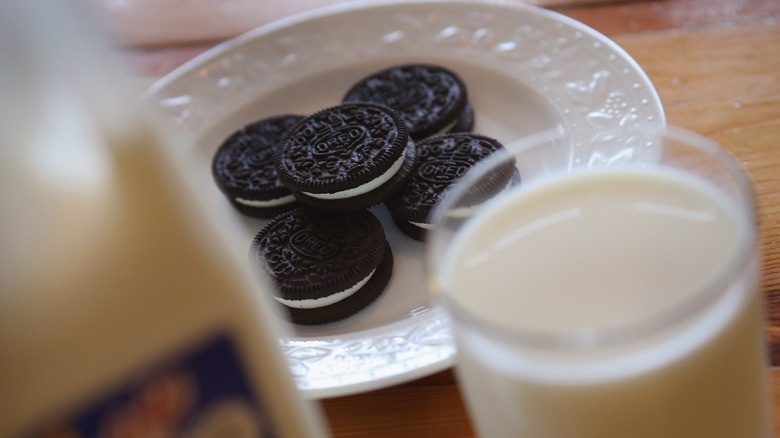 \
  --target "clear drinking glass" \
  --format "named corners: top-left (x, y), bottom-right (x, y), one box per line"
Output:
top-left (426, 125), bottom-right (773, 438)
